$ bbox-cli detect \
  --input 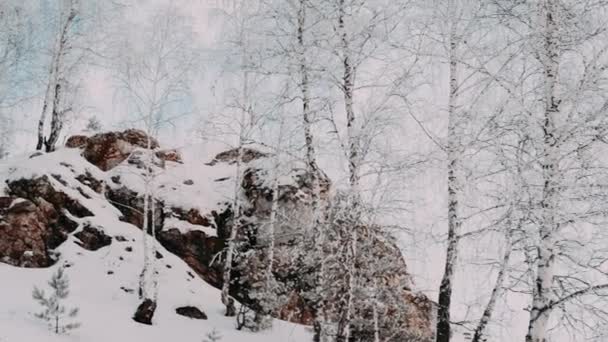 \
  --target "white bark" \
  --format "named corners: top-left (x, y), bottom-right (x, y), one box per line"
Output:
top-left (37, 0), bottom-right (78, 152)
top-left (335, 1), bottom-right (359, 340)
top-left (221, 62), bottom-right (250, 316)
top-left (437, 14), bottom-right (460, 342)
top-left (526, 2), bottom-right (559, 341)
